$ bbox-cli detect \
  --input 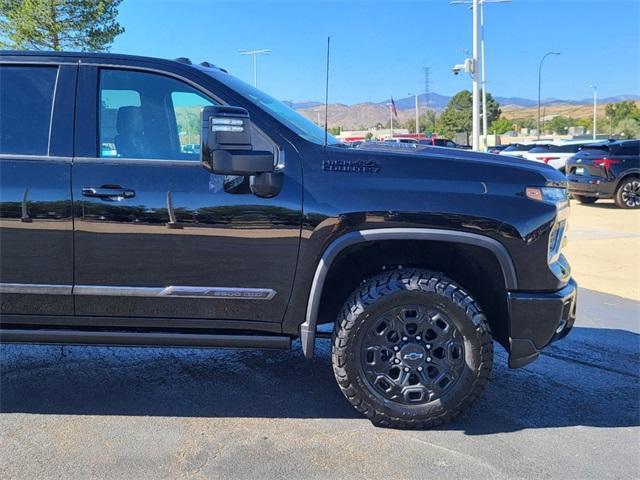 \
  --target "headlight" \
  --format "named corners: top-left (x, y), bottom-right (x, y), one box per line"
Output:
top-left (525, 186), bottom-right (569, 204)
